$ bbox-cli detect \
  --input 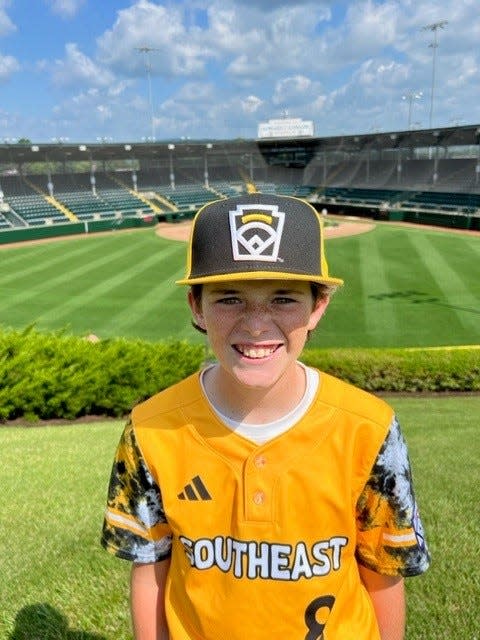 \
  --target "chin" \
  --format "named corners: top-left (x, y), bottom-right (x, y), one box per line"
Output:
top-left (231, 367), bottom-right (282, 390)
